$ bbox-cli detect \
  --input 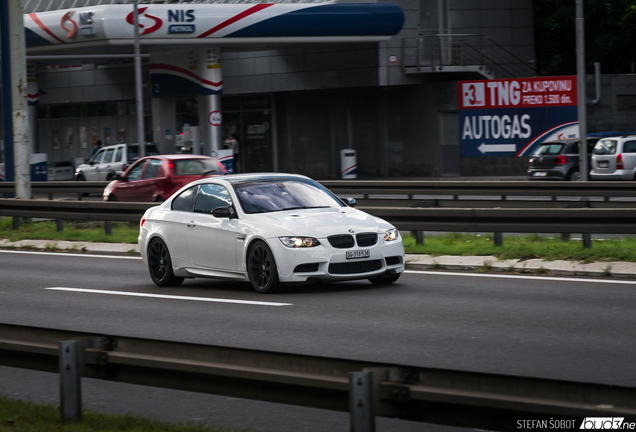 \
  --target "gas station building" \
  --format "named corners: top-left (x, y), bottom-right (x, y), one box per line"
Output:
top-left (6, 0), bottom-right (536, 179)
